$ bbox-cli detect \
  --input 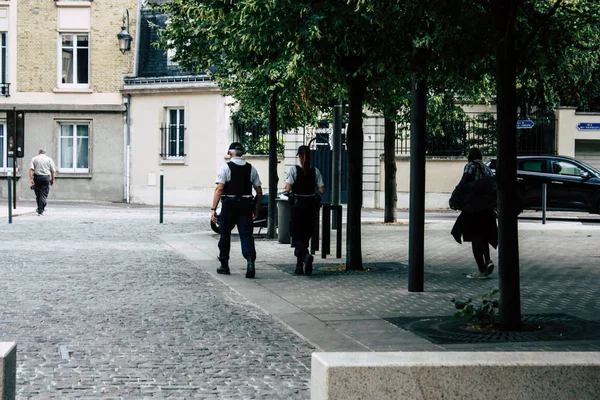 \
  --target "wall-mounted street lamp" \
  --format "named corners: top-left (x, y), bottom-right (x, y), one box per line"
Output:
top-left (117, 9), bottom-right (132, 54)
